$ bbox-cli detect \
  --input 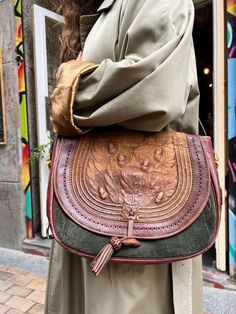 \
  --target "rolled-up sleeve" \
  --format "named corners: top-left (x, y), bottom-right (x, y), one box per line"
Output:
top-left (73, 0), bottom-right (198, 132)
